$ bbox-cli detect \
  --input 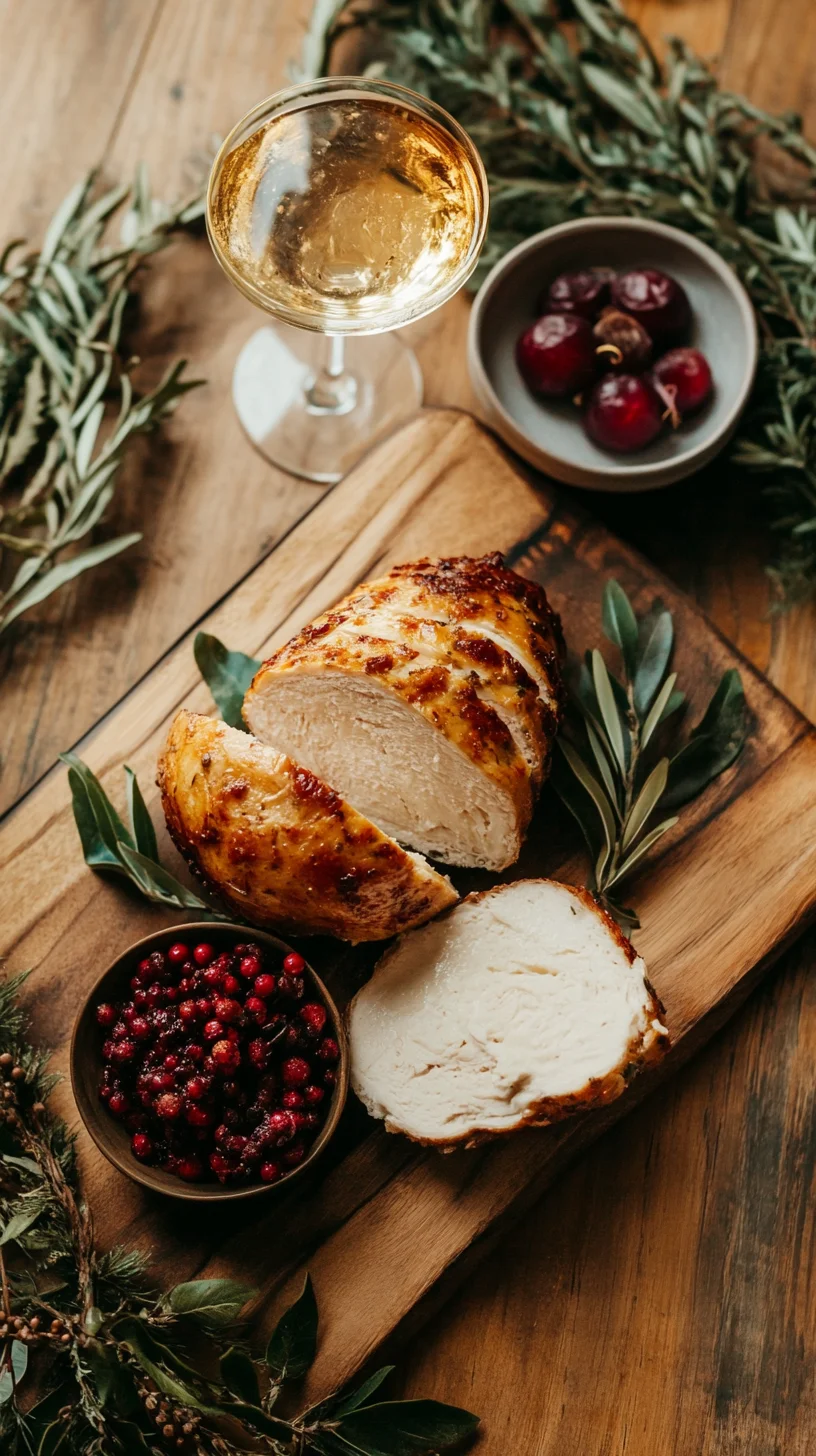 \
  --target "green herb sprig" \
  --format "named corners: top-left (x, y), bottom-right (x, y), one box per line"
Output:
top-left (552, 580), bottom-right (748, 930)
top-left (0, 973), bottom-right (478, 1453)
top-left (306, 0), bottom-right (816, 604)
top-left (0, 167), bottom-right (204, 638)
